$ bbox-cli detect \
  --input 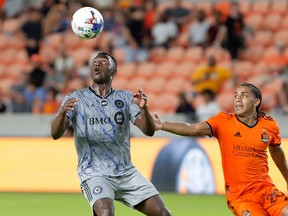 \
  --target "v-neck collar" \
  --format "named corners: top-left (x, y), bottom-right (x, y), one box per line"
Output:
top-left (236, 115), bottom-right (258, 128)
top-left (89, 87), bottom-right (114, 99)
